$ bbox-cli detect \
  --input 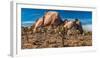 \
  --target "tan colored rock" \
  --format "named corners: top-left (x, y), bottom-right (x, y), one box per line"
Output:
top-left (34, 18), bottom-right (43, 32)
top-left (33, 11), bottom-right (63, 32)
top-left (64, 21), bottom-right (74, 29)
top-left (43, 11), bottom-right (62, 26)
